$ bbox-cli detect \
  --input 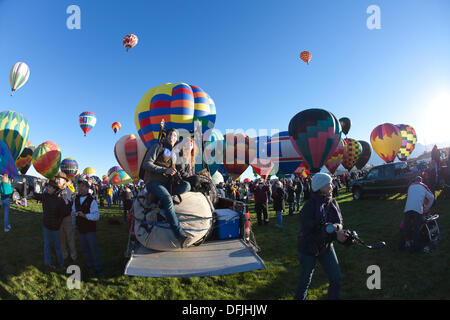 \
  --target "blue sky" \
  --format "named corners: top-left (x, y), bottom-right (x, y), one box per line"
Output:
top-left (1, 0), bottom-right (449, 179)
